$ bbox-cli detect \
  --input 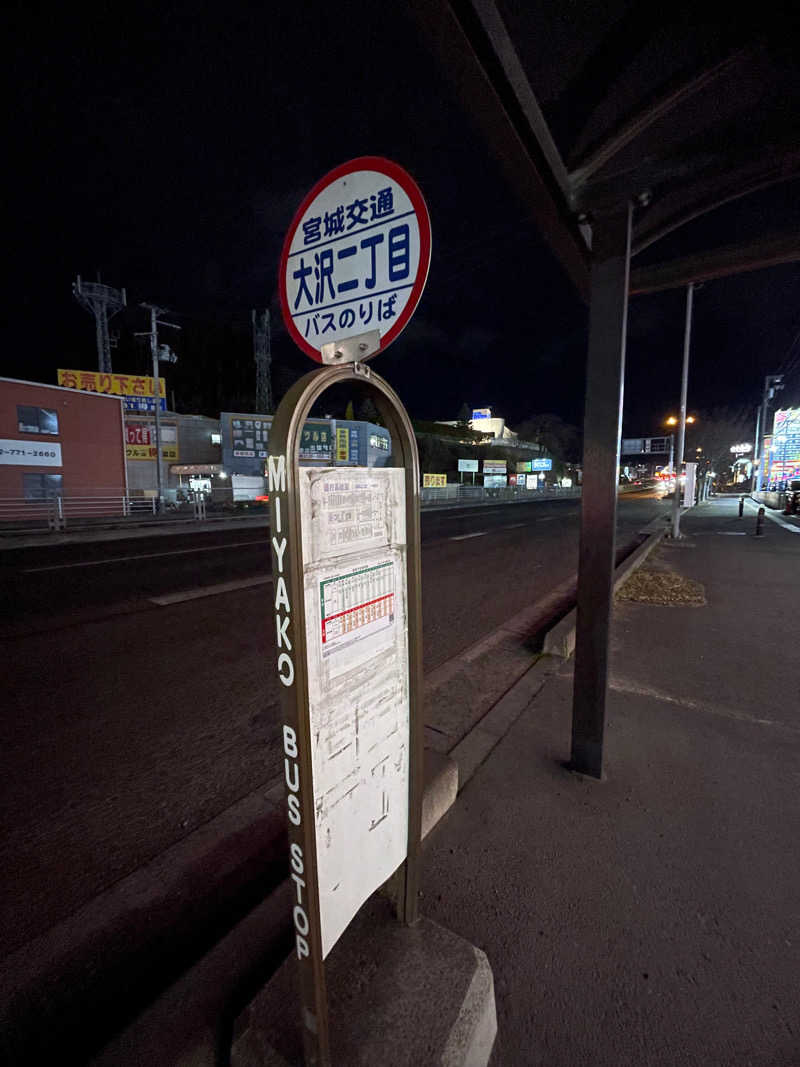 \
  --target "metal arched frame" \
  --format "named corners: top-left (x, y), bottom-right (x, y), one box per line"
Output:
top-left (267, 361), bottom-right (423, 1067)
